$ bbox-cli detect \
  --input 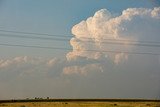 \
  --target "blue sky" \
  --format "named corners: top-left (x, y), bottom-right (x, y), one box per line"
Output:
top-left (0, 0), bottom-right (156, 33)
top-left (0, 0), bottom-right (160, 99)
